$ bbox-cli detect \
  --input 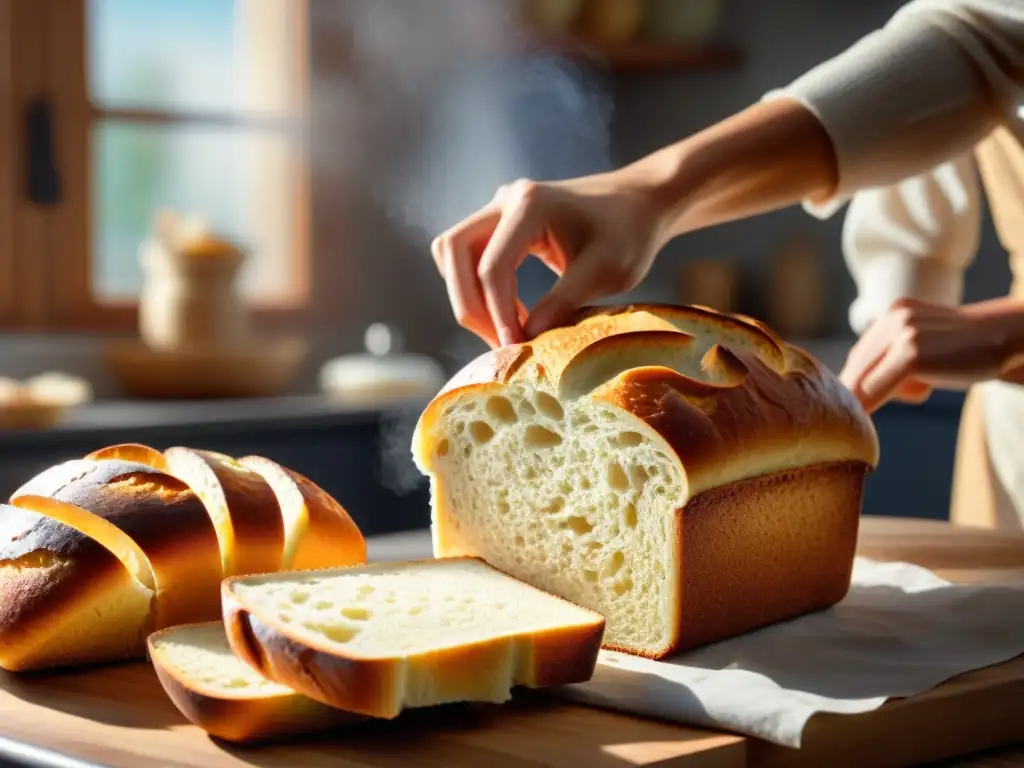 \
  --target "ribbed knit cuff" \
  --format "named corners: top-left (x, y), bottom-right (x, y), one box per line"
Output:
top-left (763, 15), bottom-right (994, 220)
